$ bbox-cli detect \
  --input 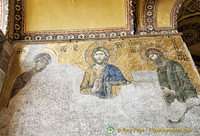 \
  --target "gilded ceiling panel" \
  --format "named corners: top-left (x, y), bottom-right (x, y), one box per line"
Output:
top-left (14, 0), bottom-right (135, 40)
